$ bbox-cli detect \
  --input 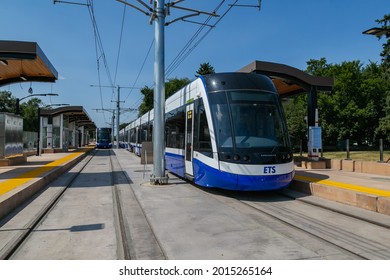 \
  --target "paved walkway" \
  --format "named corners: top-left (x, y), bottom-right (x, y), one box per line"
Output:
top-left (0, 148), bottom-right (91, 219)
